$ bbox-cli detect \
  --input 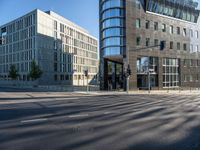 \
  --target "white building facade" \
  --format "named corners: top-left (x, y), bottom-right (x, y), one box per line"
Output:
top-left (0, 9), bottom-right (98, 85)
